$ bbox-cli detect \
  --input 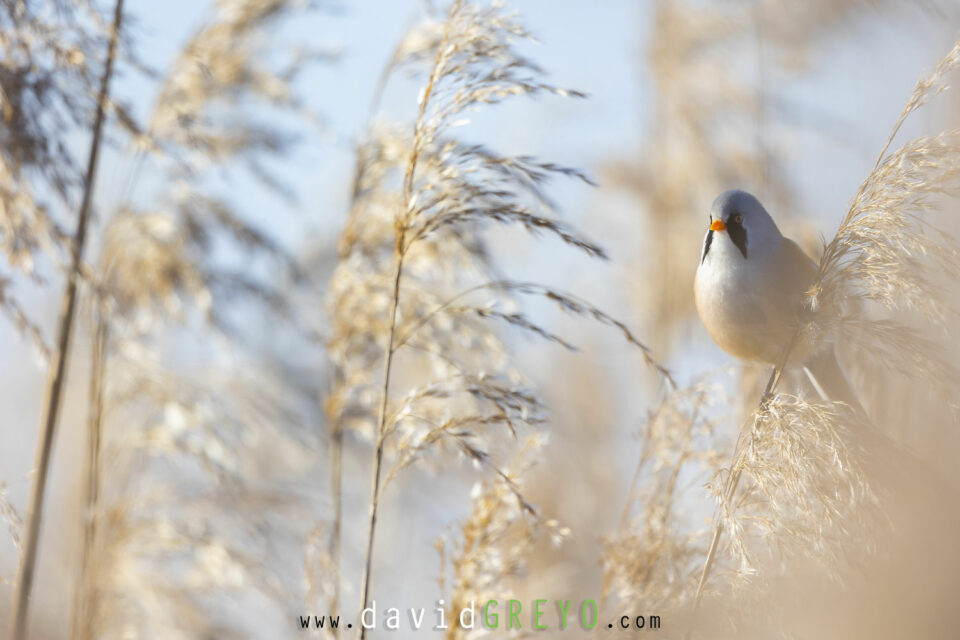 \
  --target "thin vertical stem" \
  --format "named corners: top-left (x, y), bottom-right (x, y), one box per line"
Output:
top-left (326, 49), bottom-right (398, 617)
top-left (356, 248), bottom-right (404, 640)
top-left (355, 9), bottom-right (451, 635)
top-left (327, 419), bottom-right (343, 636)
top-left (9, 1), bottom-right (124, 638)
top-left (617, 417), bottom-right (655, 531)
top-left (70, 309), bottom-right (109, 640)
